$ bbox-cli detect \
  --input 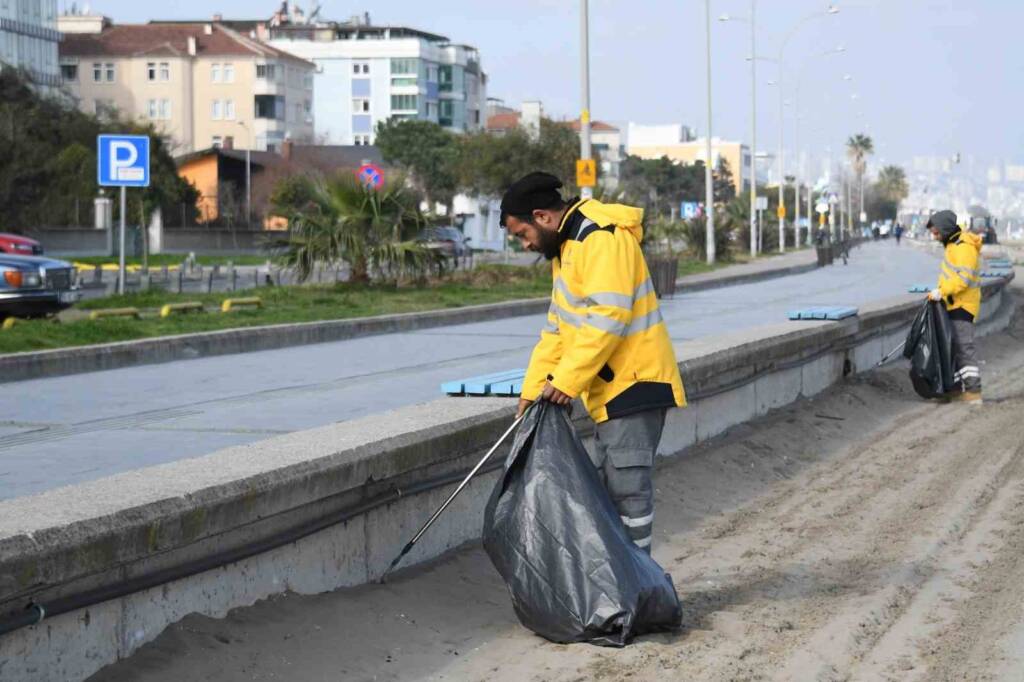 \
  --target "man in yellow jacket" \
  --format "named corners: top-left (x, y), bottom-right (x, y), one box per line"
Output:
top-left (501, 172), bottom-right (687, 553)
top-left (926, 210), bottom-right (983, 404)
